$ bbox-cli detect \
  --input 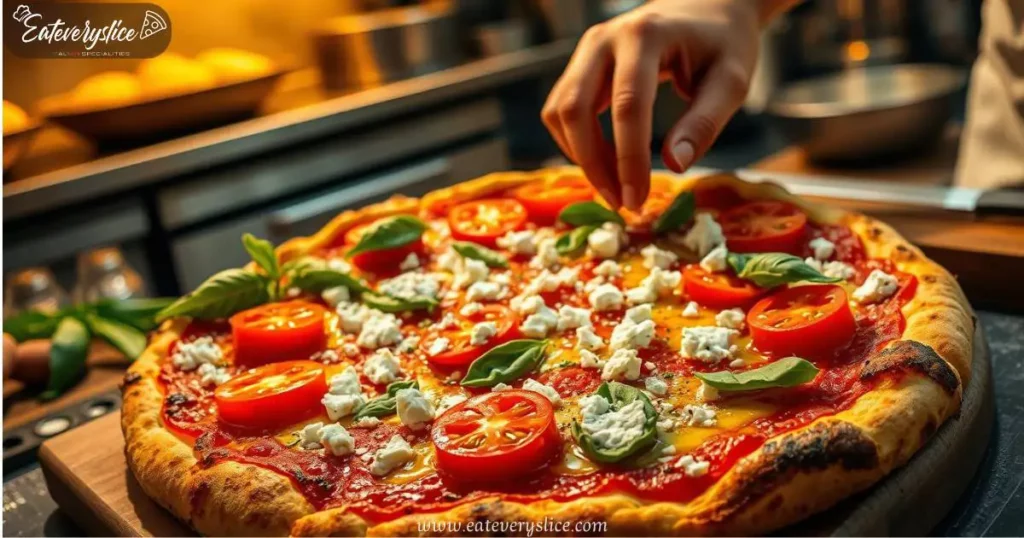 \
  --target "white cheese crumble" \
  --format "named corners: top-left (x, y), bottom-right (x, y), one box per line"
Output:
top-left (578, 396), bottom-right (648, 451)
top-left (491, 382), bottom-right (512, 391)
top-left (809, 237), bottom-right (836, 261)
top-left (601, 348), bottom-right (642, 381)
top-left (699, 244), bottom-right (729, 273)
top-left (609, 317), bottom-right (656, 351)
top-left (469, 321), bottom-right (498, 346)
top-left (530, 237), bottom-right (560, 269)
top-left (321, 285), bottom-right (351, 308)
top-left (327, 258), bottom-right (353, 273)
top-left (853, 269), bottom-right (901, 303)
top-left (319, 424), bottom-right (356, 456)
top-left (171, 337), bottom-right (223, 371)
top-left (593, 259), bottom-right (622, 277)
top-left (363, 348), bottom-right (402, 385)
top-left (625, 304), bottom-right (652, 323)
top-left (729, 358), bottom-right (746, 369)
top-left (459, 302), bottom-right (483, 316)
top-left (452, 257), bottom-right (490, 290)
top-left (696, 381), bottom-right (720, 402)
top-left (579, 349), bottom-right (604, 369)
top-left (399, 253), bottom-right (420, 271)
top-left (682, 403), bottom-right (718, 427)
top-left (576, 326), bottom-right (606, 351)
top-left (680, 326), bottom-right (739, 364)
top-left (435, 393), bottom-right (468, 414)
top-left (641, 244), bottom-right (678, 270)
top-left (352, 416), bottom-right (381, 428)
top-left (497, 230), bottom-right (537, 256)
top-left (510, 294), bottom-right (546, 316)
top-left (625, 267), bottom-right (682, 305)
top-left (715, 308), bottom-right (745, 330)
top-left (427, 337), bottom-right (451, 356)
top-left (587, 222), bottom-right (626, 259)
top-left (683, 213), bottom-right (725, 257)
top-left (521, 305), bottom-right (559, 338)
top-left (396, 388), bottom-right (435, 431)
top-left (322, 367), bottom-right (365, 420)
top-left (300, 422), bottom-right (324, 449)
top-left (466, 281), bottom-right (505, 302)
top-left (556, 305), bottom-right (592, 332)
top-left (675, 454), bottom-right (710, 477)
top-left (370, 434), bottom-right (416, 476)
top-left (645, 376), bottom-right (668, 396)
top-left (521, 378), bottom-right (562, 407)
top-left (356, 313), bottom-right (403, 349)
top-left (436, 248), bottom-right (461, 272)
top-left (681, 301), bottom-right (700, 318)
top-left (196, 363), bottom-right (231, 387)
top-left (589, 283), bottom-right (625, 311)
top-left (805, 257), bottom-right (857, 280)
top-left (378, 272), bottom-right (440, 300)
